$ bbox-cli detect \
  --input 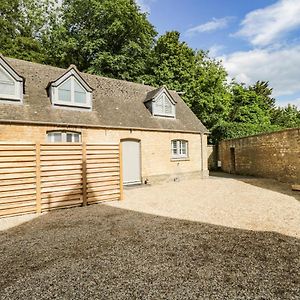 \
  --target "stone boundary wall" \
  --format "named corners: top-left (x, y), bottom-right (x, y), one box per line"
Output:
top-left (219, 128), bottom-right (300, 183)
